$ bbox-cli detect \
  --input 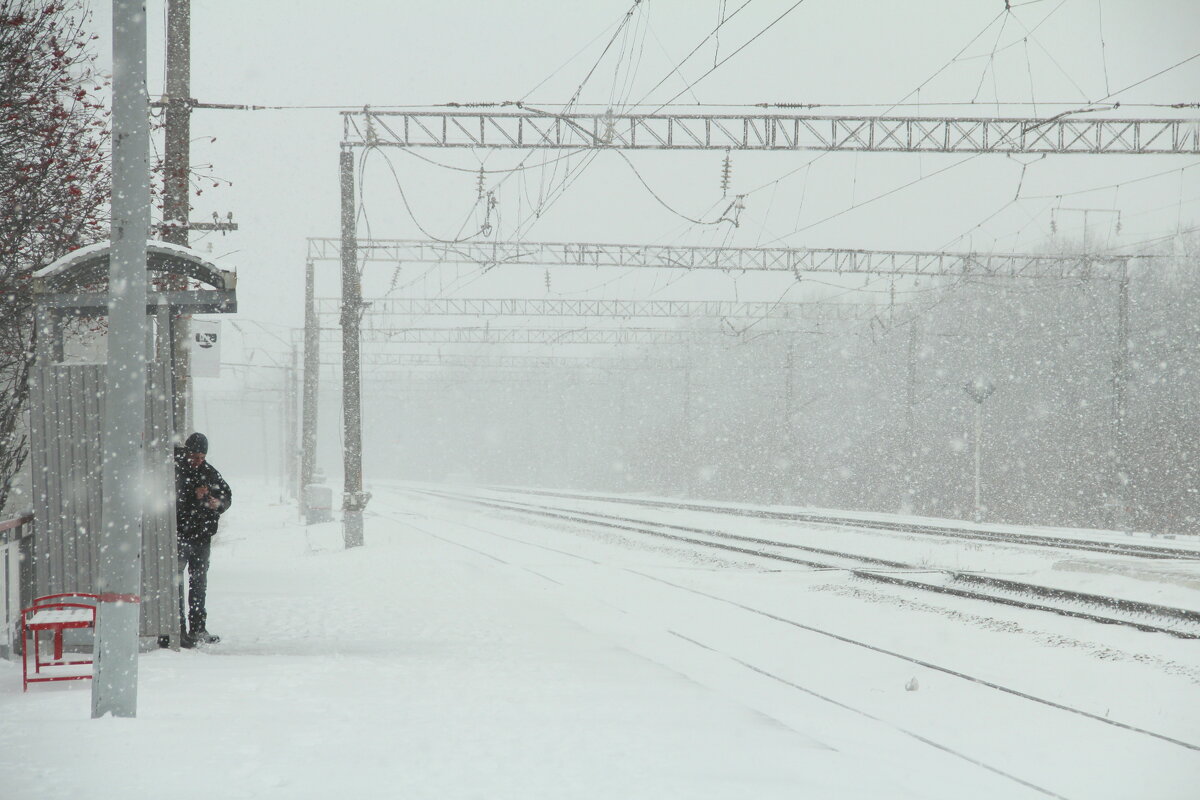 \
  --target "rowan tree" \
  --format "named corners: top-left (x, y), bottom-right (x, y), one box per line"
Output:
top-left (0, 0), bottom-right (110, 514)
